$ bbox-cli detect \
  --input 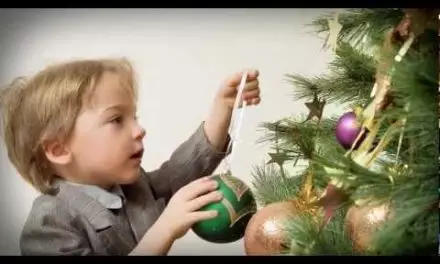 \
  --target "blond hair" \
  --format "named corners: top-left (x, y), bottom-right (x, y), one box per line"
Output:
top-left (0, 58), bottom-right (138, 194)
